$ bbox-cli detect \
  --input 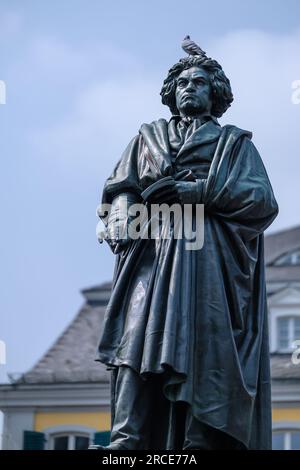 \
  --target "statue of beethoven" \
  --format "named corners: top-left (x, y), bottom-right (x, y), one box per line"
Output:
top-left (92, 37), bottom-right (279, 450)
